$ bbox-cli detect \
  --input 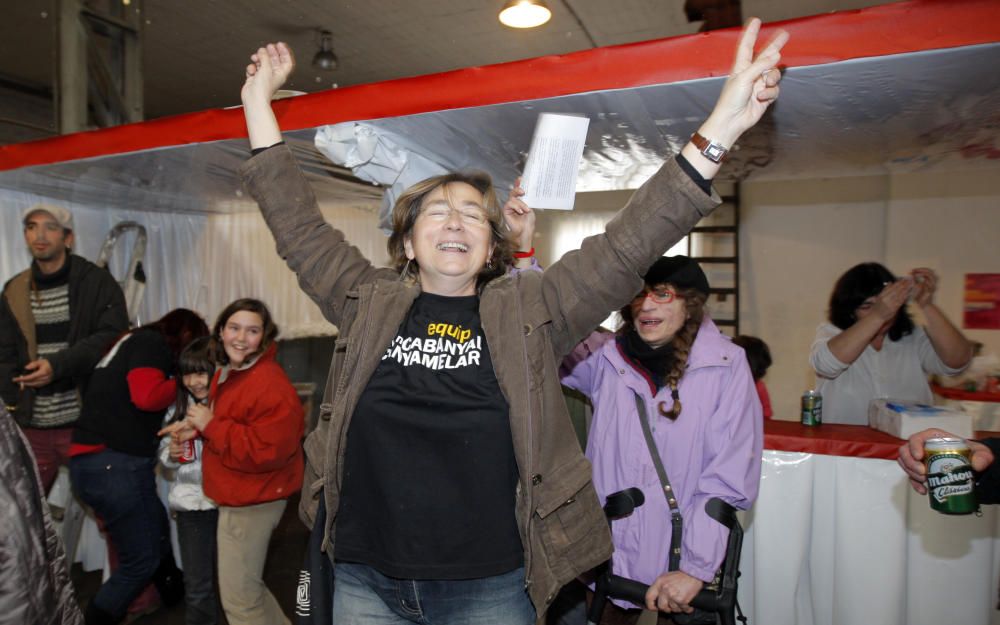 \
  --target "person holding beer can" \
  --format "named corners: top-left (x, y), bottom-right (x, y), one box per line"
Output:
top-left (157, 336), bottom-right (222, 625)
top-left (899, 428), bottom-right (1000, 506)
top-left (810, 263), bottom-right (973, 425)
